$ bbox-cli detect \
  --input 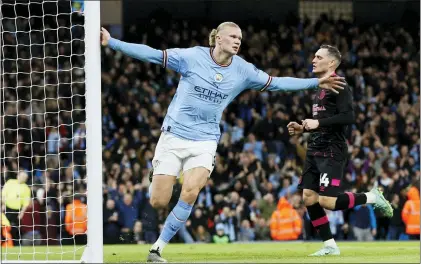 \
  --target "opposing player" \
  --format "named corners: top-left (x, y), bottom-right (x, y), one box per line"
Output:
top-left (101, 23), bottom-right (346, 262)
top-left (287, 45), bottom-right (393, 256)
